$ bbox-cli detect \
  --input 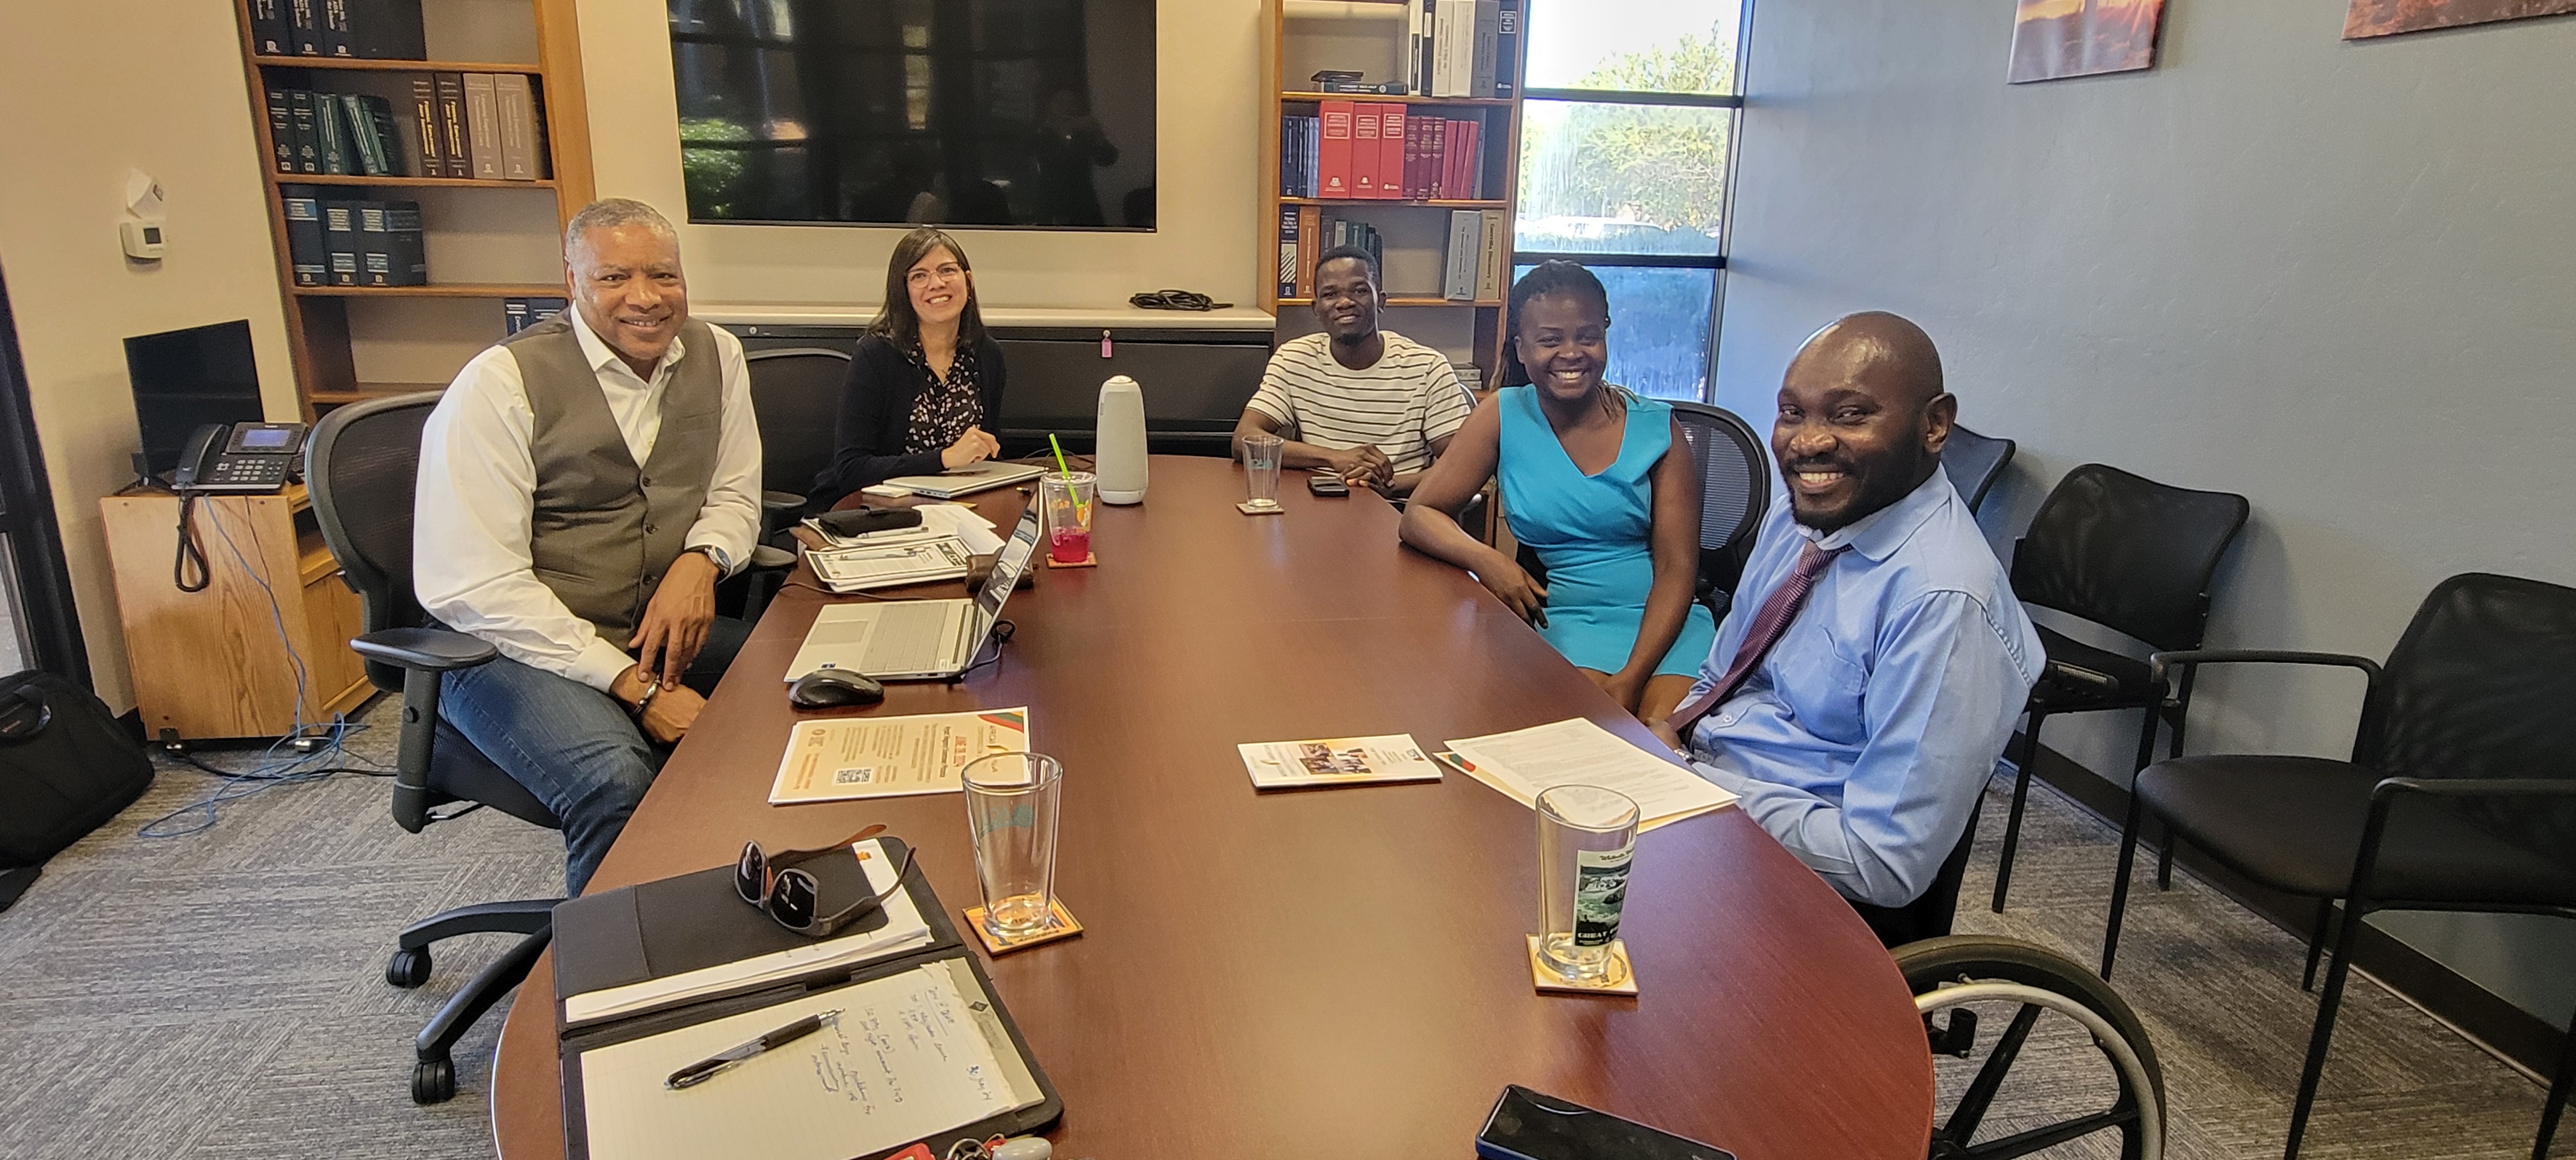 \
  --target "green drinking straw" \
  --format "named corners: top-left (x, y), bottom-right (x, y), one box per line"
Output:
top-left (1046, 434), bottom-right (1088, 522)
